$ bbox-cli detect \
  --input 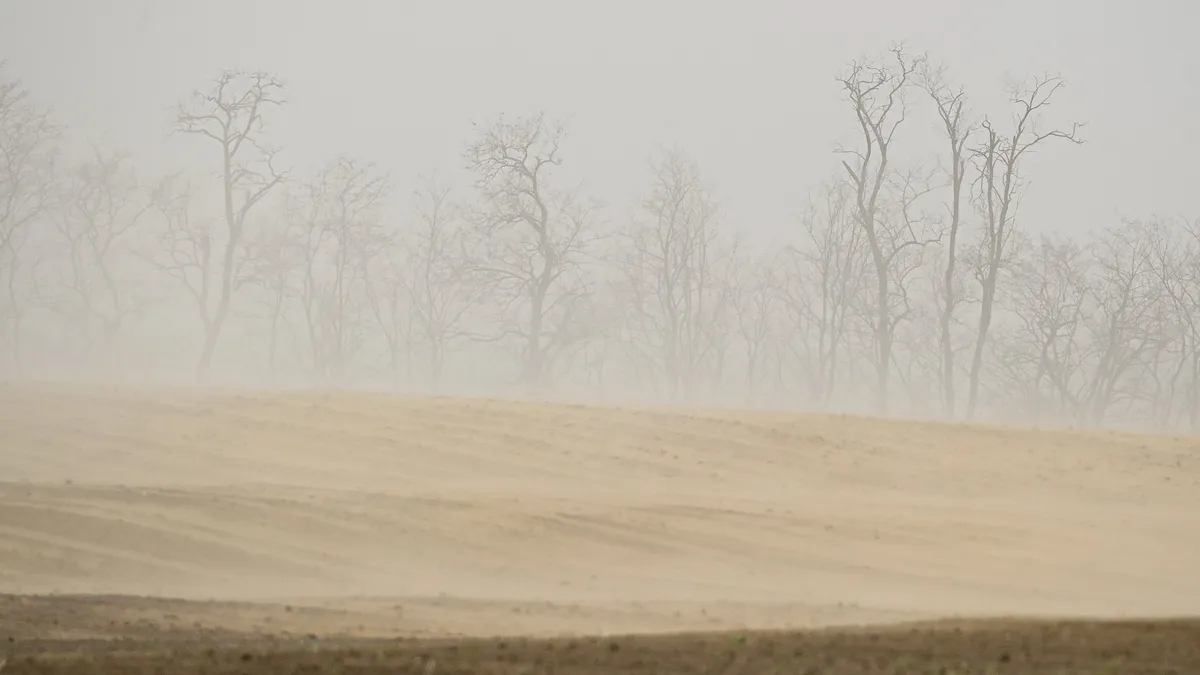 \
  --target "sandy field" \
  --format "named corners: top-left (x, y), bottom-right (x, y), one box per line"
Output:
top-left (1, 382), bottom-right (1198, 672)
